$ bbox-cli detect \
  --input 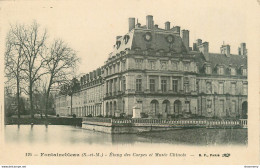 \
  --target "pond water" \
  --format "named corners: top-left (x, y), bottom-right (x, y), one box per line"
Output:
top-left (4, 125), bottom-right (247, 147)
